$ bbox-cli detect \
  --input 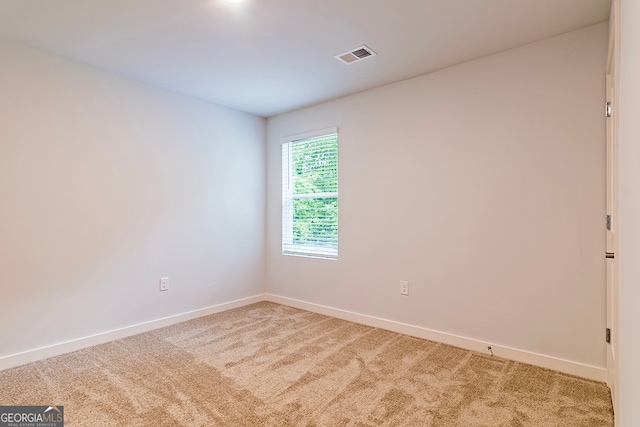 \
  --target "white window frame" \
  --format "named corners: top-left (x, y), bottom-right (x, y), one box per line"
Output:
top-left (281, 127), bottom-right (338, 259)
